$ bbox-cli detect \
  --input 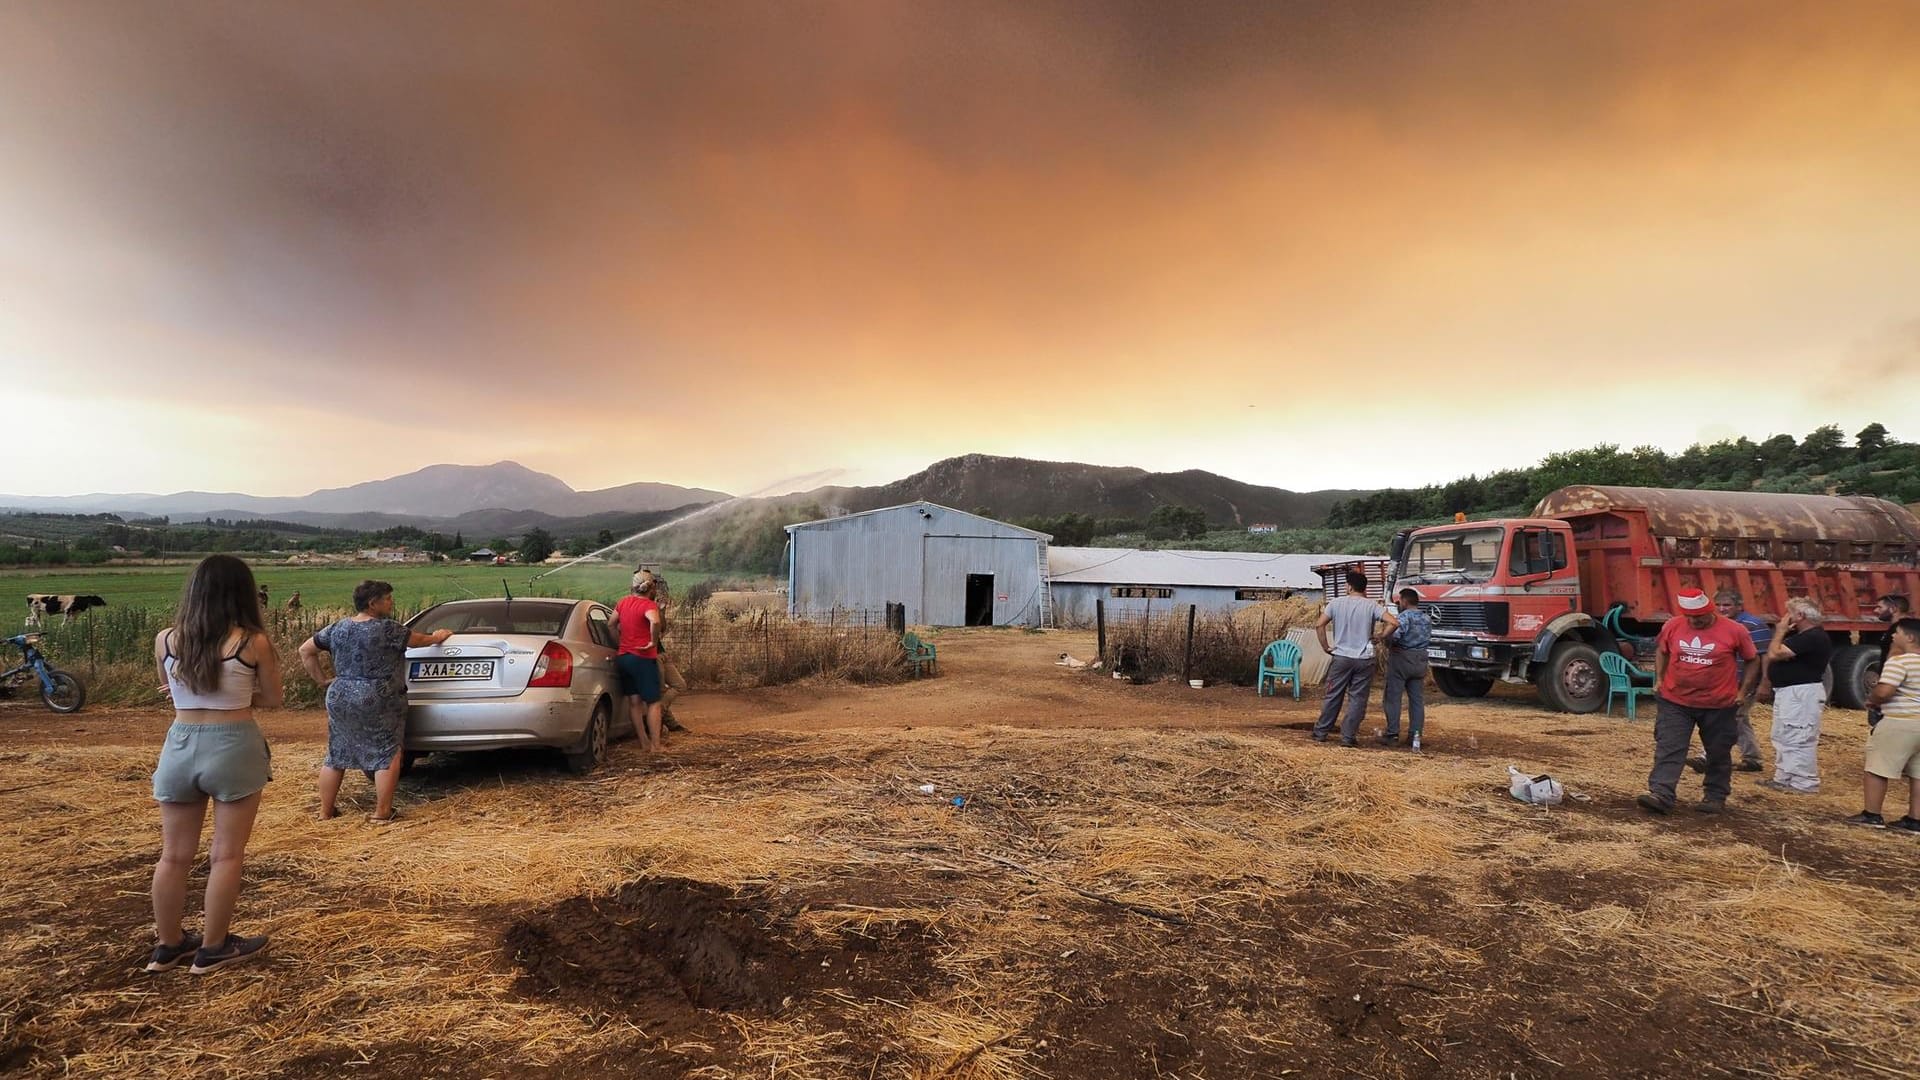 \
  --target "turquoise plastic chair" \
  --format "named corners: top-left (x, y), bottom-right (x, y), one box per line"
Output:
top-left (903, 631), bottom-right (937, 677)
top-left (1600, 651), bottom-right (1656, 719)
top-left (1257, 640), bottom-right (1304, 699)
